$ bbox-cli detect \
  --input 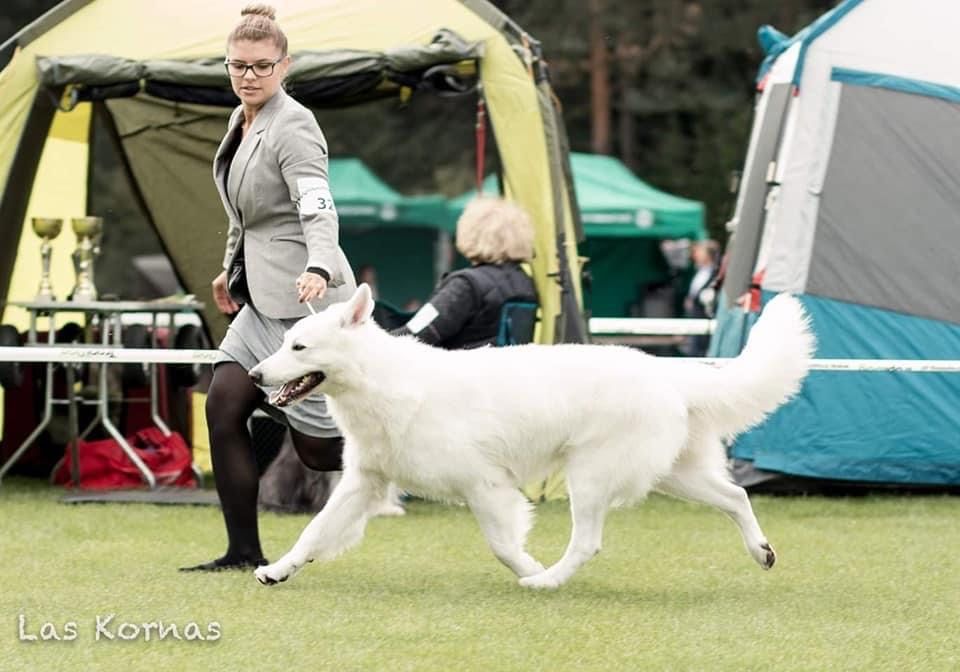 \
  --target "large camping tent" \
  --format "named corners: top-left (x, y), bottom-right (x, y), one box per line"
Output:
top-left (0, 0), bottom-right (586, 348)
top-left (451, 153), bottom-right (705, 316)
top-left (713, 0), bottom-right (960, 486)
